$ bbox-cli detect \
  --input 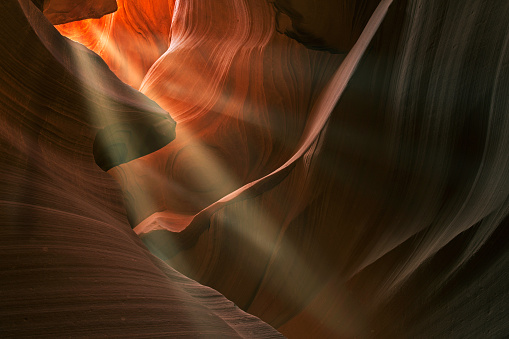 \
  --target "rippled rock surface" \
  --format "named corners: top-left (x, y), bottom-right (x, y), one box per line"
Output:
top-left (0, 0), bottom-right (282, 337)
top-left (3, 0), bottom-right (509, 337)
